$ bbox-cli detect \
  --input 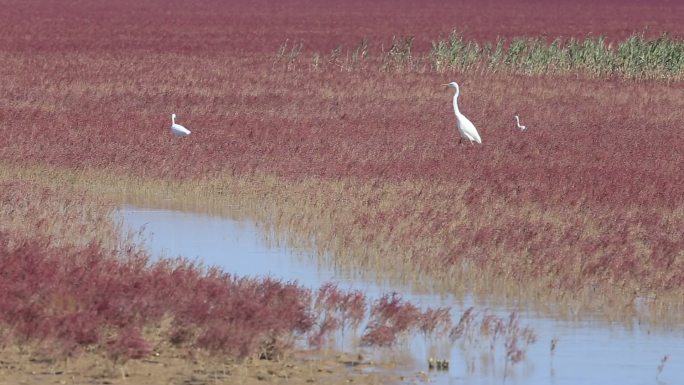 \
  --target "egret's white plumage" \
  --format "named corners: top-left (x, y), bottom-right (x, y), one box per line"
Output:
top-left (443, 81), bottom-right (481, 144)
top-left (171, 113), bottom-right (191, 137)
top-left (514, 115), bottom-right (527, 131)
